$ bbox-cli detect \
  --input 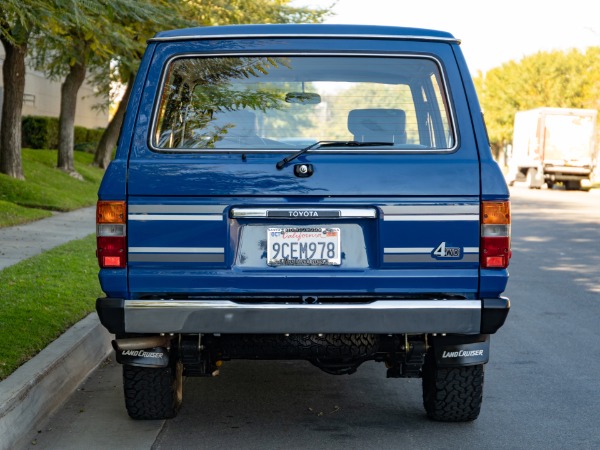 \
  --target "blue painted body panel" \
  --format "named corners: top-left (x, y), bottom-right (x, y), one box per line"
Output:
top-left (97, 24), bottom-right (509, 302)
top-left (125, 196), bottom-right (481, 298)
